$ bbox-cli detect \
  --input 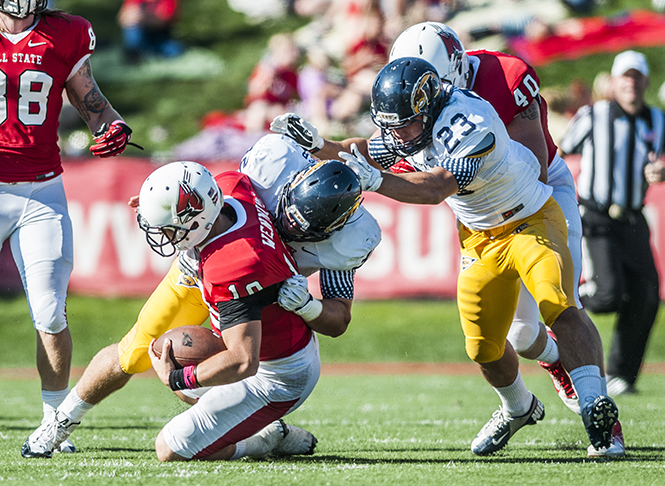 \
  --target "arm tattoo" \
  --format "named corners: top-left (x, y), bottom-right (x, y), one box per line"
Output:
top-left (519, 101), bottom-right (539, 121)
top-left (67, 59), bottom-right (108, 122)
